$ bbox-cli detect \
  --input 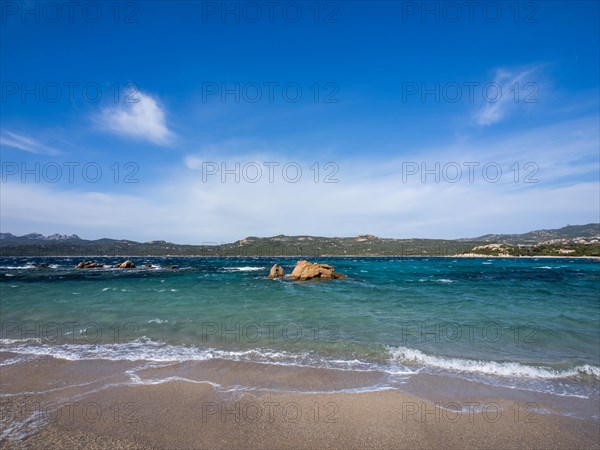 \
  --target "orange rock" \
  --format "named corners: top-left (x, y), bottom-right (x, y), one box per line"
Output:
top-left (115, 260), bottom-right (136, 268)
top-left (289, 260), bottom-right (346, 280)
top-left (268, 264), bottom-right (285, 278)
top-left (76, 261), bottom-right (103, 268)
